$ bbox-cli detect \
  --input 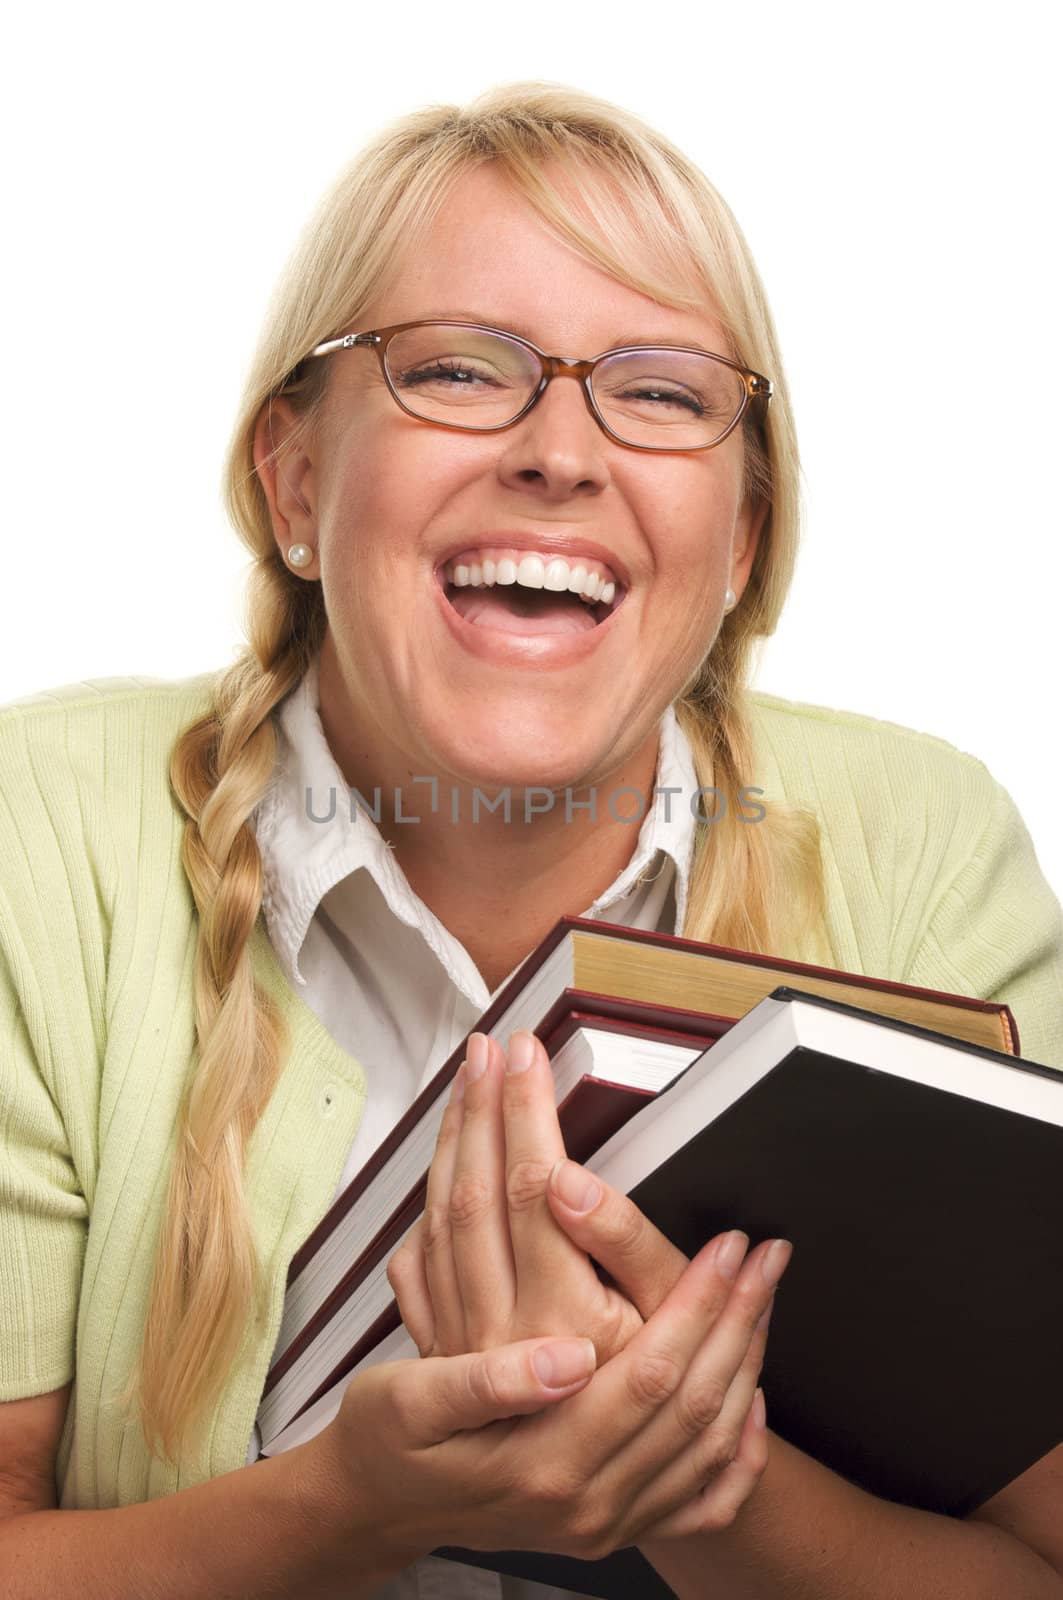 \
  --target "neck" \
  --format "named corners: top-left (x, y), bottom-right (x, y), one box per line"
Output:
top-left (387, 786), bottom-right (660, 994)
top-left (315, 654), bottom-right (663, 995)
